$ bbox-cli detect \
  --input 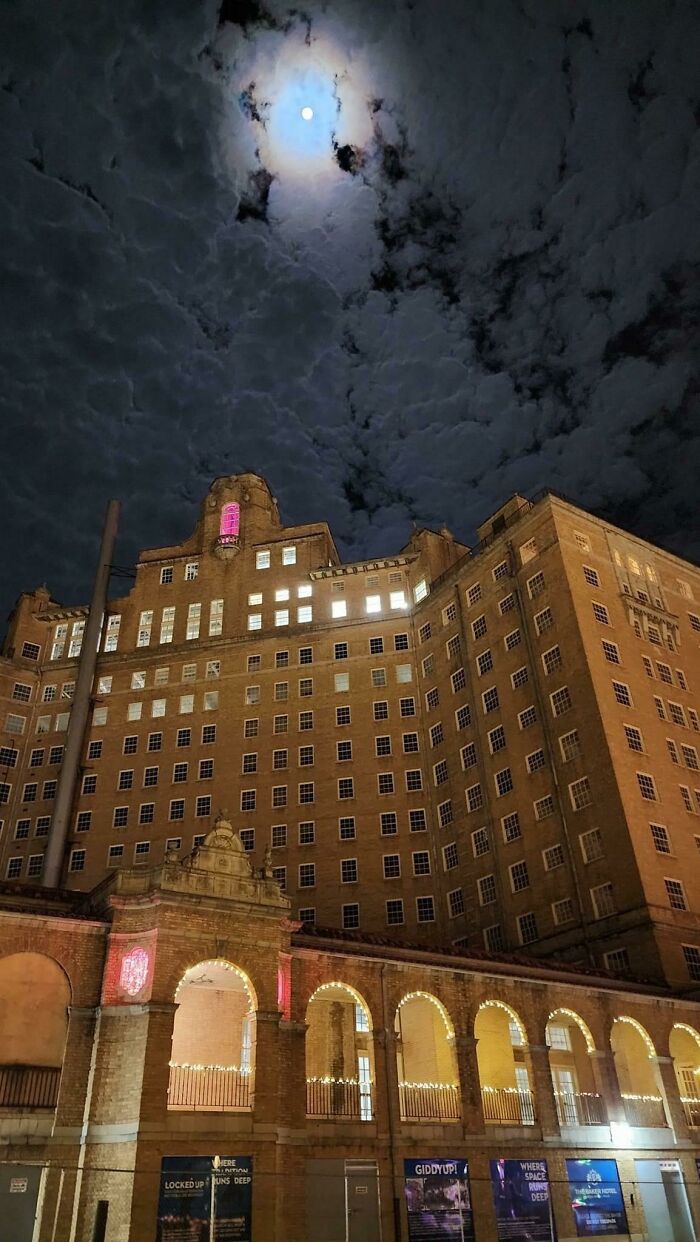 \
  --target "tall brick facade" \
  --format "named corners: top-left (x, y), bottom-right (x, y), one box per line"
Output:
top-left (1, 473), bottom-right (699, 989)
